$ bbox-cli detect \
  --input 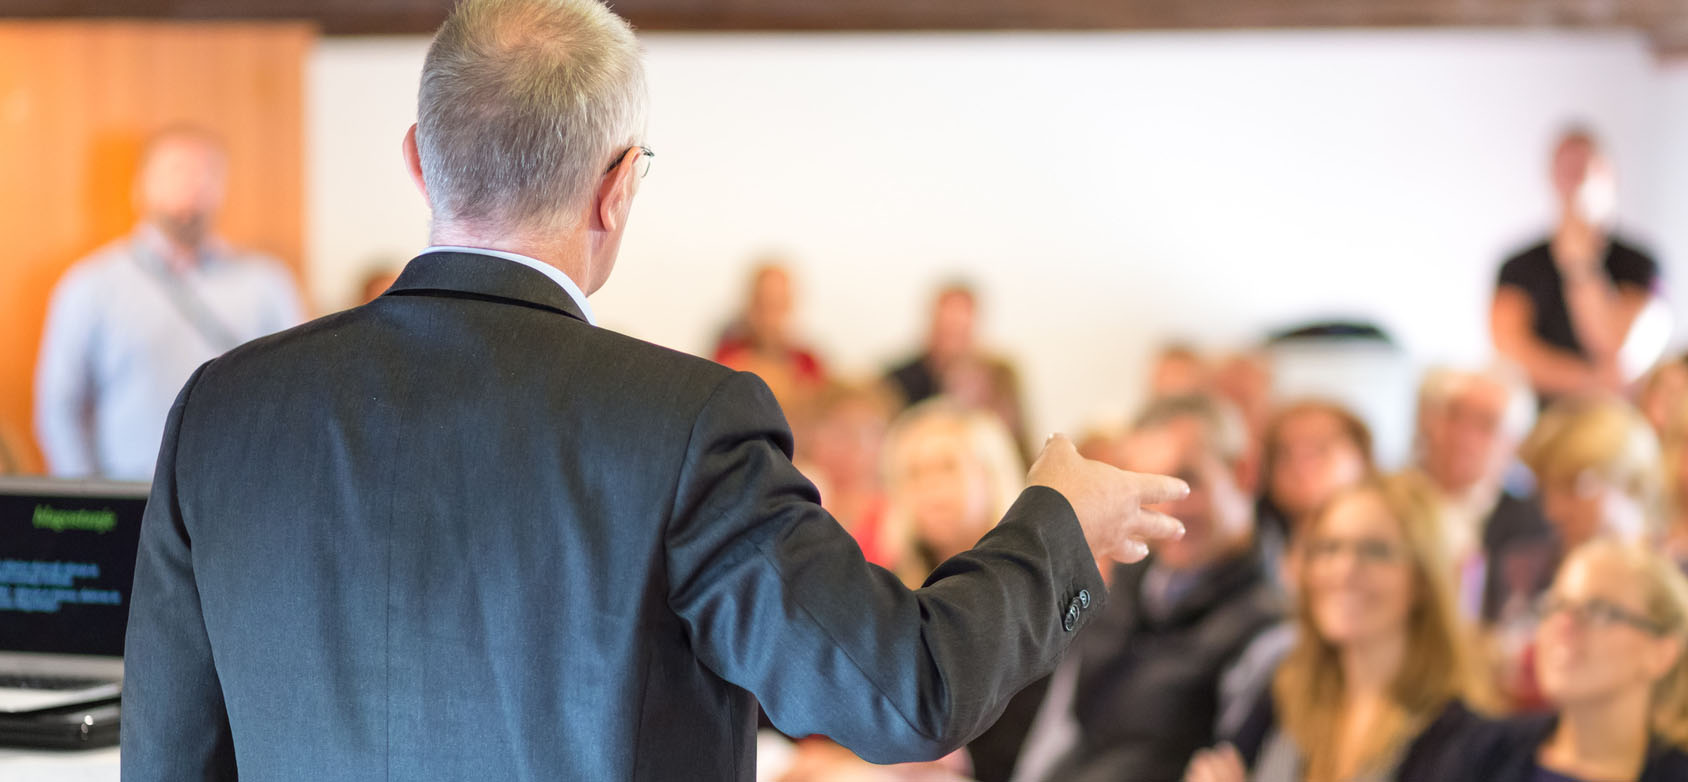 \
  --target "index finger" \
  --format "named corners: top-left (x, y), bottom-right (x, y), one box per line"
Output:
top-left (1123, 470), bottom-right (1190, 505)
